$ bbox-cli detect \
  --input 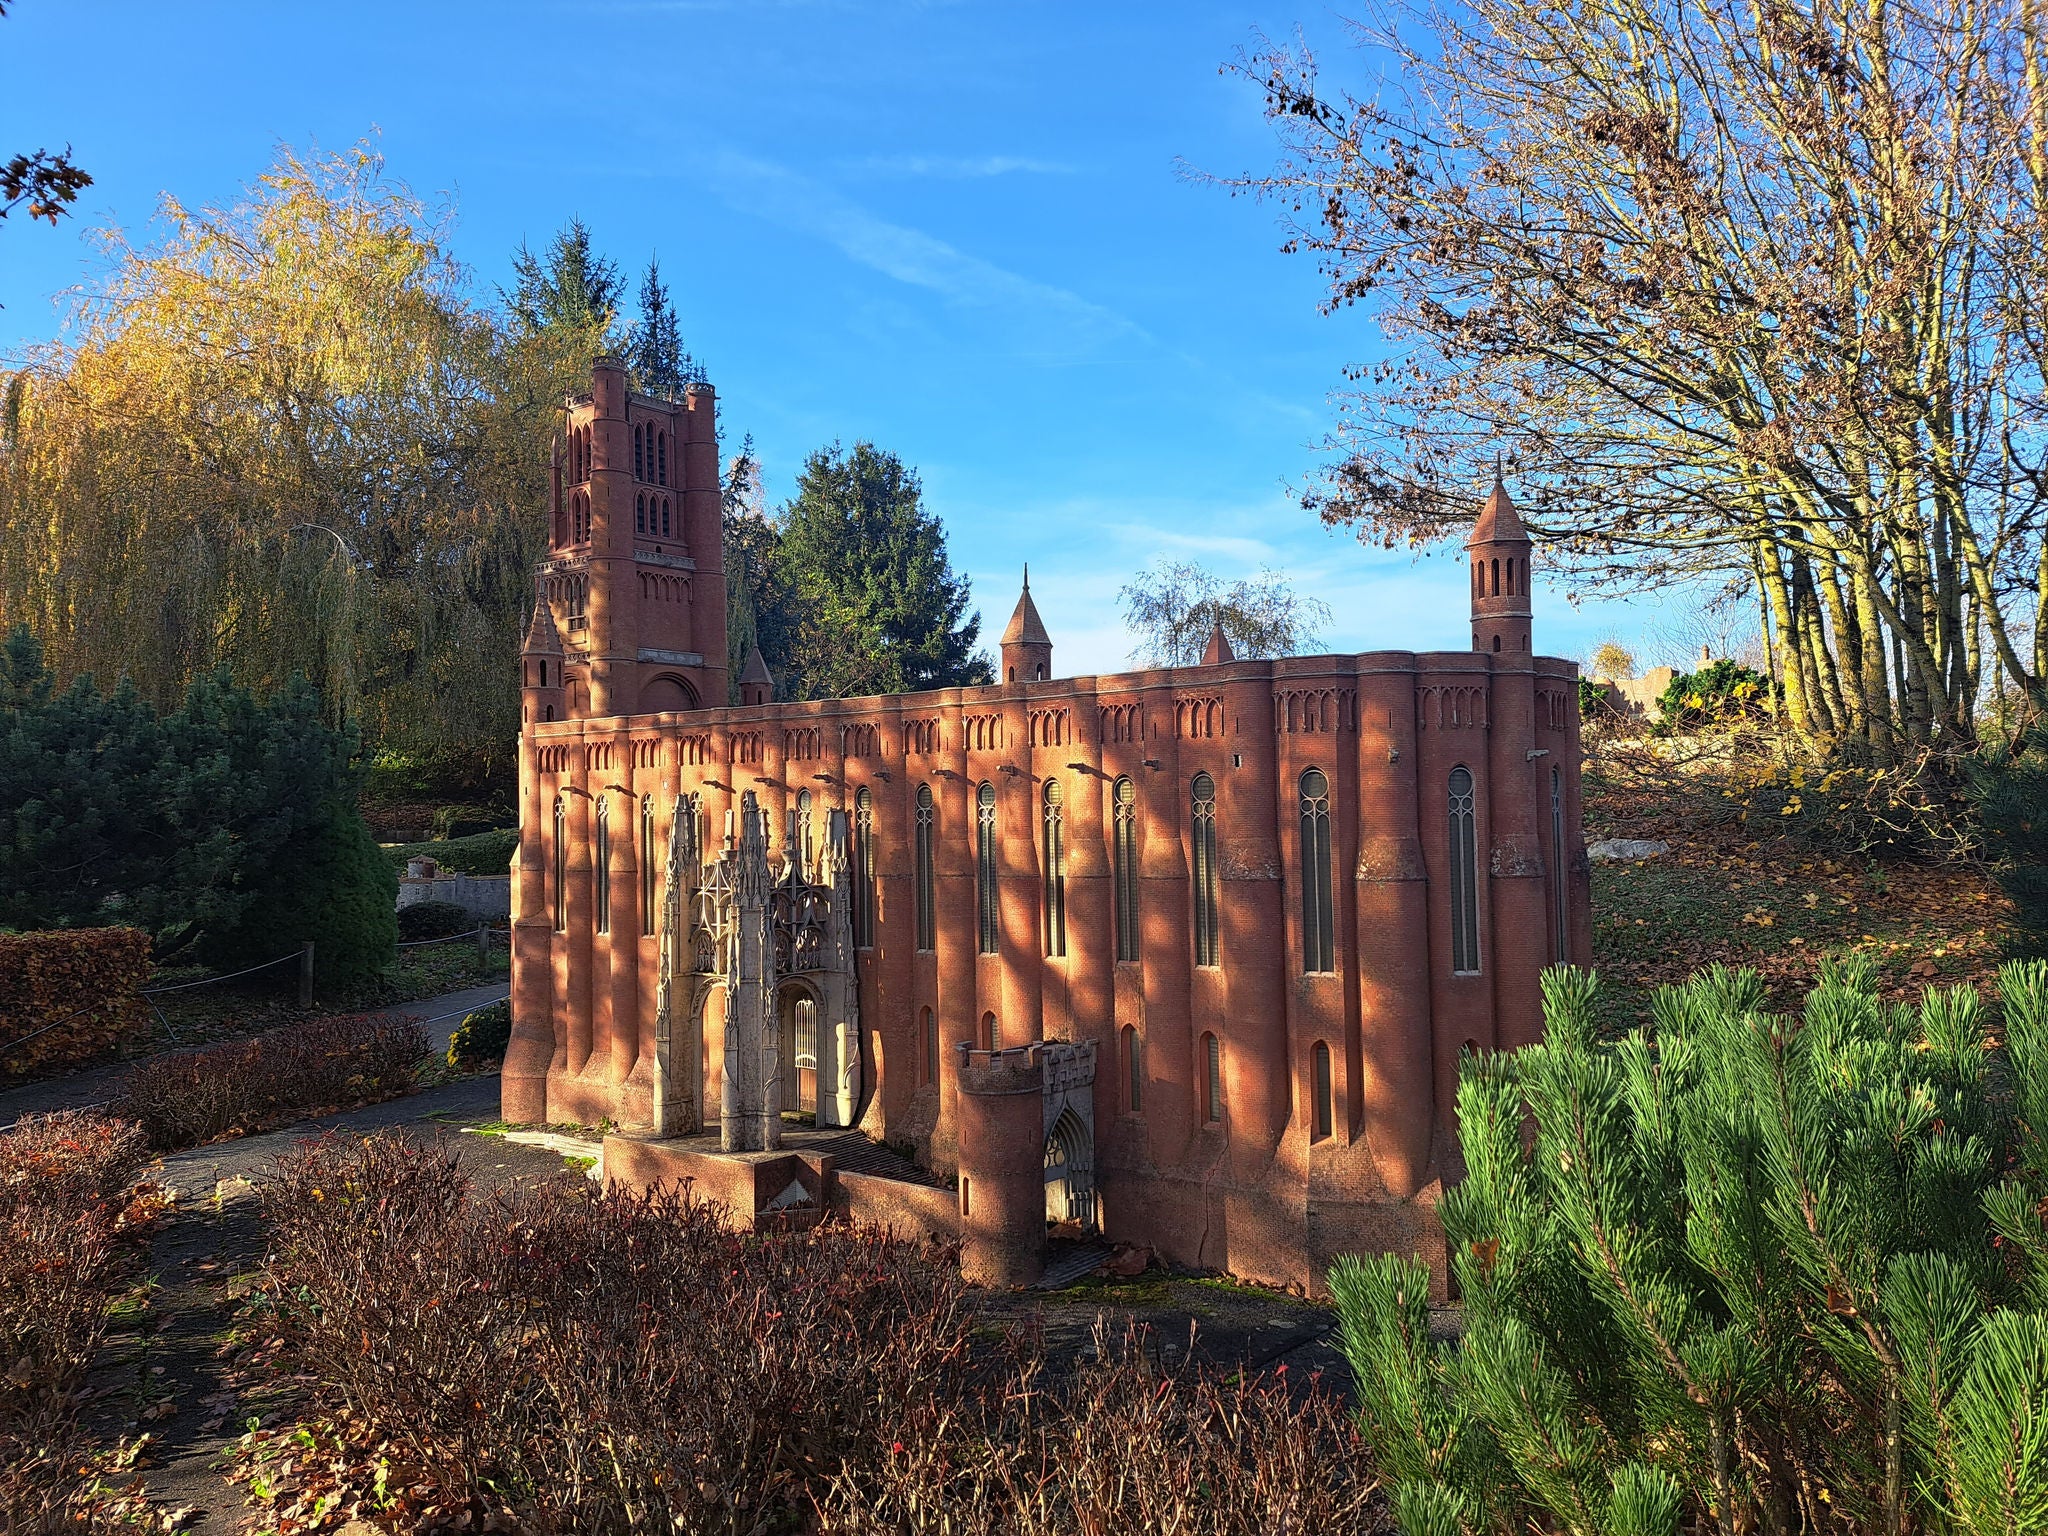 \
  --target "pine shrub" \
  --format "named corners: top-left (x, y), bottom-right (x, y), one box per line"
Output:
top-left (445, 997), bottom-right (511, 1067)
top-left (396, 899), bottom-right (471, 943)
top-left (1335, 961), bottom-right (2048, 1535)
top-left (1652, 657), bottom-right (1771, 735)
